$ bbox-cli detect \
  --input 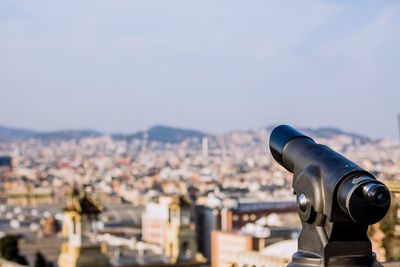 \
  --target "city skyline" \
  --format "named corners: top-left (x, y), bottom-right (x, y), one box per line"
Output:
top-left (1, 1), bottom-right (400, 138)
